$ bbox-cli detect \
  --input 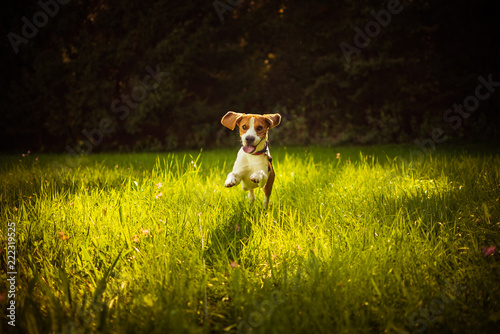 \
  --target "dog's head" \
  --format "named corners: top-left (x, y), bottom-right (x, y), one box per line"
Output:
top-left (221, 112), bottom-right (281, 154)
